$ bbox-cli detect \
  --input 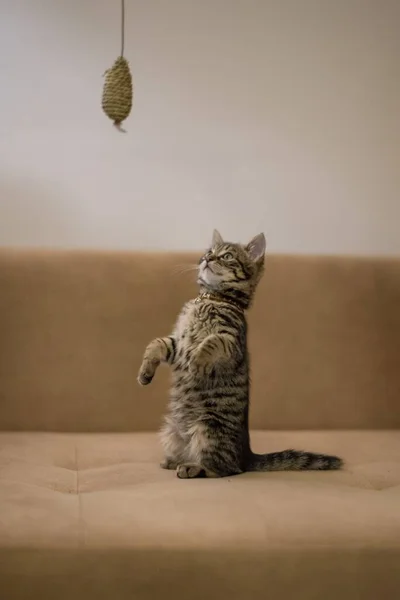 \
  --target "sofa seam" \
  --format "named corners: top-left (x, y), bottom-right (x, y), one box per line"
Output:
top-left (75, 444), bottom-right (86, 548)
